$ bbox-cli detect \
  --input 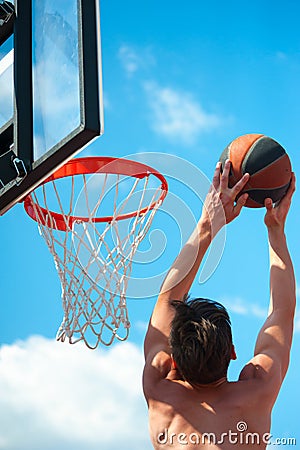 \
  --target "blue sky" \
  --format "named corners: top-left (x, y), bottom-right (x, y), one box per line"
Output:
top-left (1, 0), bottom-right (300, 449)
